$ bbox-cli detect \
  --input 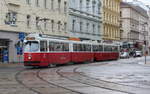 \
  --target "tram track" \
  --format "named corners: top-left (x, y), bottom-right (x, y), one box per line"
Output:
top-left (15, 66), bottom-right (84, 94)
top-left (15, 69), bottom-right (42, 94)
top-left (36, 69), bottom-right (85, 94)
top-left (74, 66), bottom-right (150, 89)
top-left (56, 62), bottom-right (150, 94)
top-left (56, 63), bottom-right (134, 94)
top-left (14, 60), bottom-right (150, 94)
top-left (36, 62), bottom-right (131, 94)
